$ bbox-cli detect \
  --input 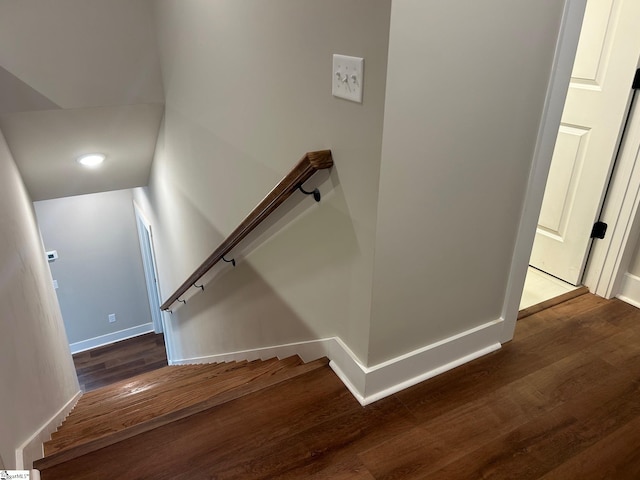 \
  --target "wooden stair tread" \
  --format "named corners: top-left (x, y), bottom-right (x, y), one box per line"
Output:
top-left (61, 360), bottom-right (258, 424)
top-left (48, 357), bottom-right (286, 443)
top-left (35, 356), bottom-right (328, 471)
top-left (77, 360), bottom-right (242, 403)
top-left (49, 357), bottom-right (292, 440)
top-left (70, 362), bottom-right (246, 413)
